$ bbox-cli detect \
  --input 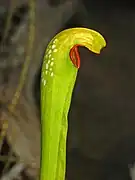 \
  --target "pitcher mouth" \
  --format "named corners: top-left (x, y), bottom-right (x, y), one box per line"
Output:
top-left (69, 44), bottom-right (81, 69)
